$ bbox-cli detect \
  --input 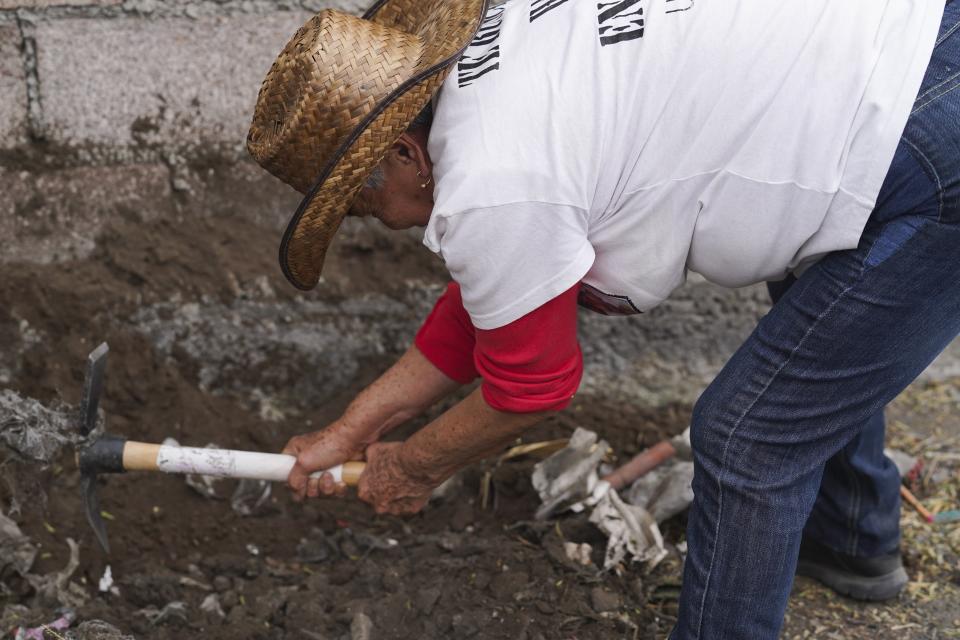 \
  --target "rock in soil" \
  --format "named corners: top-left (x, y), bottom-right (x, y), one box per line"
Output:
top-left (590, 586), bottom-right (622, 613)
